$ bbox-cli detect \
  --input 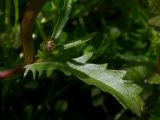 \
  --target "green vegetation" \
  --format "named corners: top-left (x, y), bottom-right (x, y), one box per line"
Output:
top-left (1, 0), bottom-right (160, 119)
